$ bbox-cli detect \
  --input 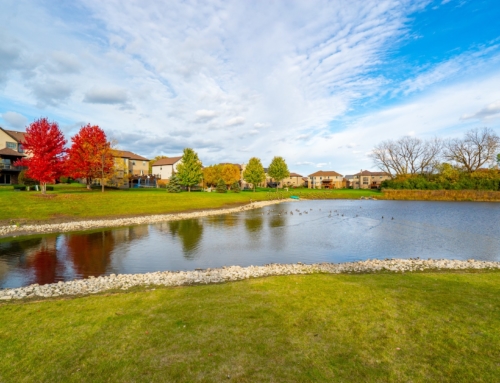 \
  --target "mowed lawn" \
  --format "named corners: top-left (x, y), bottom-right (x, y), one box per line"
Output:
top-left (1, 184), bottom-right (381, 223)
top-left (1, 272), bottom-right (500, 382)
